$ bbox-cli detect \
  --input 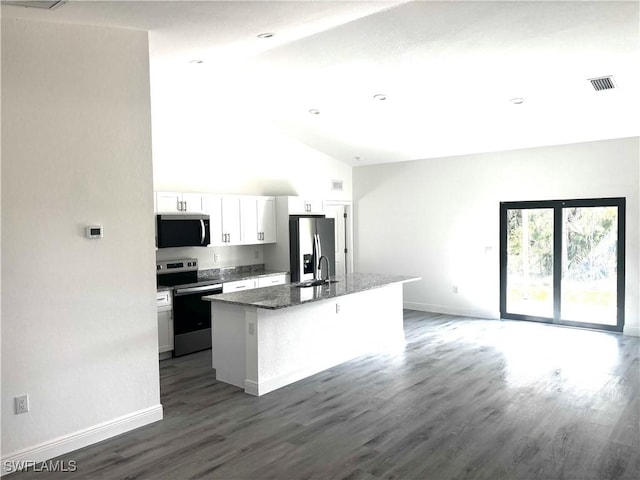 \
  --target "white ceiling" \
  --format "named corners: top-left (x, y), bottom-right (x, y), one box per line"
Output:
top-left (3, 0), bottom-right (639, 165)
